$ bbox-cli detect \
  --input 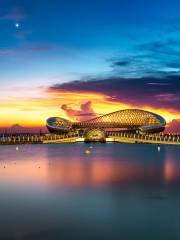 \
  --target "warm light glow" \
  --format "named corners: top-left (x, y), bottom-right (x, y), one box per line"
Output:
top-left (0, 87), bottom-right (180, 127)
